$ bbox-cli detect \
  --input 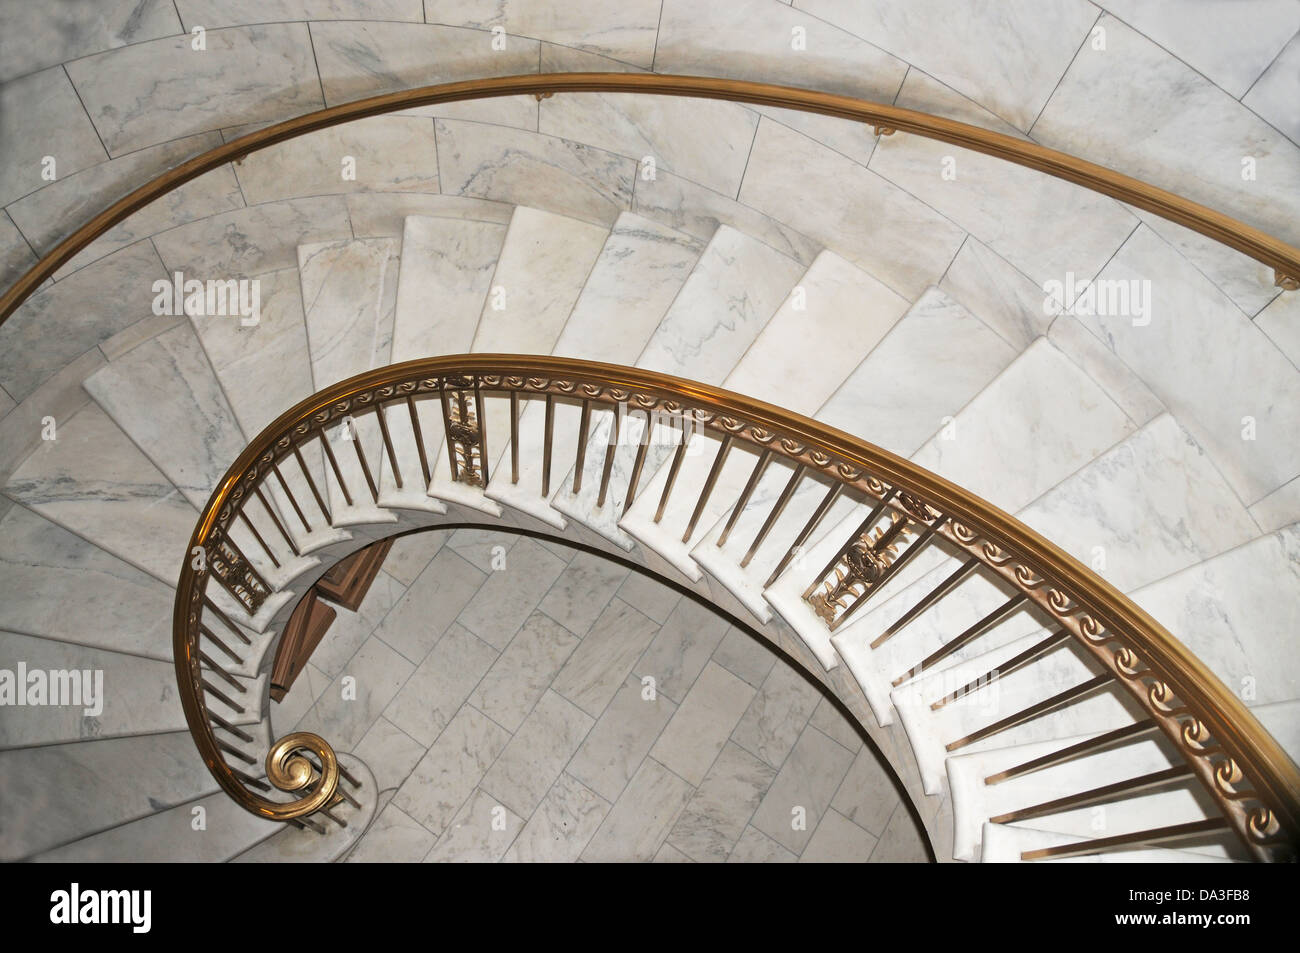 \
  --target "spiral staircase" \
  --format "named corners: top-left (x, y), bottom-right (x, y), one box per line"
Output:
top-left (1, 2), bottom-right (1299, 865)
